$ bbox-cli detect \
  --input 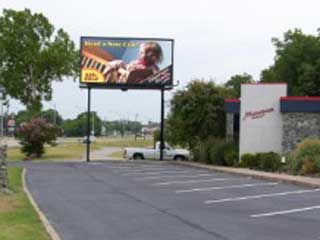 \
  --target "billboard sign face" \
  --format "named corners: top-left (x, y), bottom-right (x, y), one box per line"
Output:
top-left (80, 37), bottom-right (174, 89)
